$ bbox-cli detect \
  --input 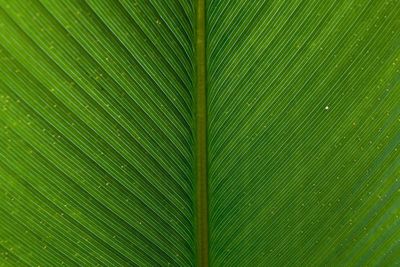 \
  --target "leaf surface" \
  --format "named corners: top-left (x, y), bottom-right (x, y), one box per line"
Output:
top-left (207, 0), bottom-right (400, 265)
top-left (0, 0), bottom-right (400, 266)
top-left (0, 0), bottom-right (195, 266)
